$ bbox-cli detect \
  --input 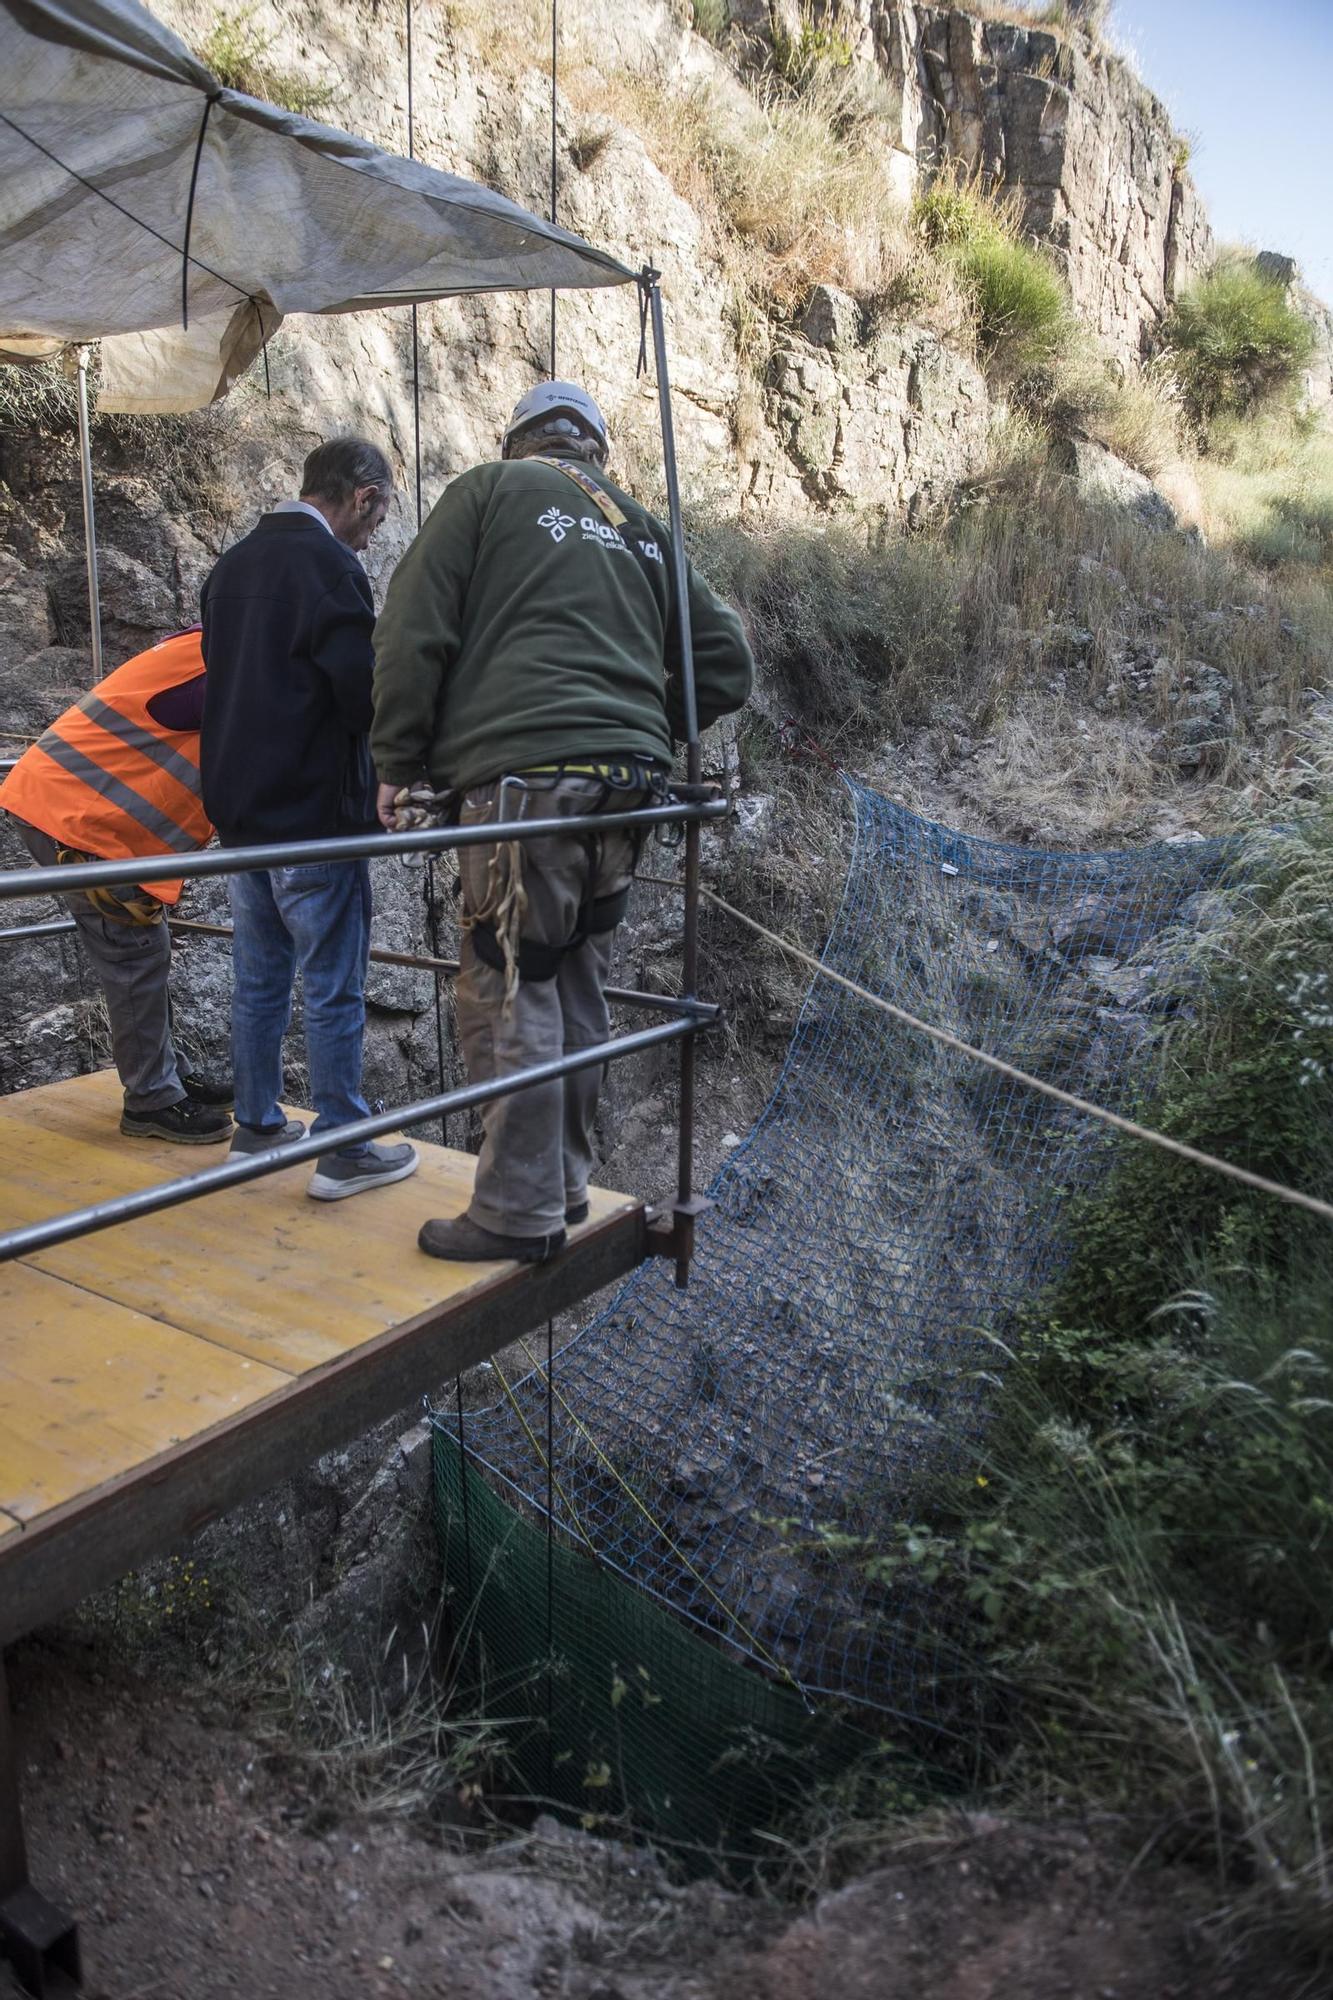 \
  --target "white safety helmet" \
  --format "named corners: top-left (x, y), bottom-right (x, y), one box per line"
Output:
top-left (501, 379), bottom-right (609, 458)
